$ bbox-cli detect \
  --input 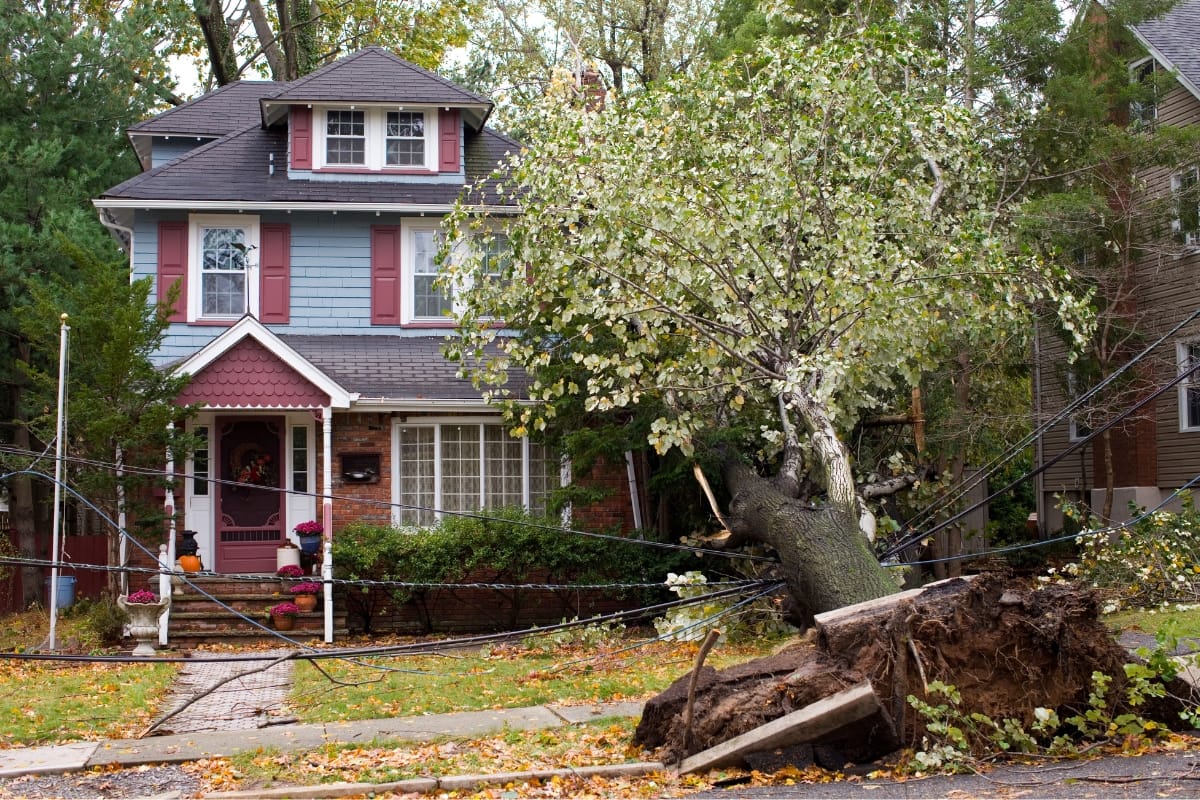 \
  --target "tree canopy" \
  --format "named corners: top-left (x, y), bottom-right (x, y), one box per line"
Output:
top-left (447, 23), bottom-right (1091, 612)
